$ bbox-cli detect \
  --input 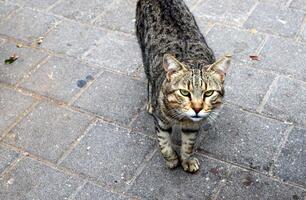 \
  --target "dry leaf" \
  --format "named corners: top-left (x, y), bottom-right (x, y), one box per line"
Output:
top-left (16, 43), bottom-right (23, 48)
top-left (37, 37), bottom-right (44, 45)
top-left (250, 28), bottom-right (257, 34)
top-left (249, 55), bottom-right (260, 61)
top-left (4, 54), bottom-right (19, 64)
